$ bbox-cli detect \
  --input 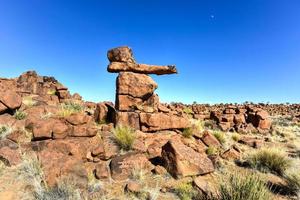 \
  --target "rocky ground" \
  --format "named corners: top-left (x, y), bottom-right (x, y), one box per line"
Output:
top-left (0, 47), bottom-right (300, 200)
